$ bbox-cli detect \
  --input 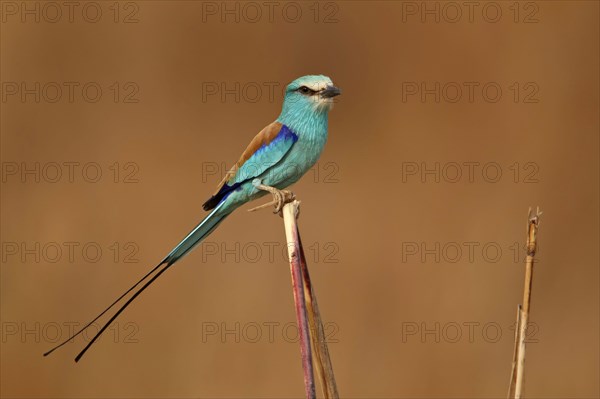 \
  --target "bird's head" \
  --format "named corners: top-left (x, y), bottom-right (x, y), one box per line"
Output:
top-left (281, 75), bottom-right (341, 115)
